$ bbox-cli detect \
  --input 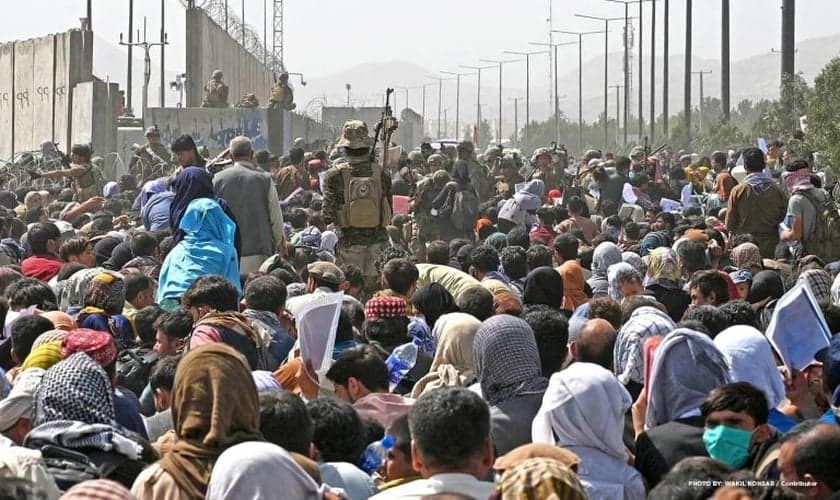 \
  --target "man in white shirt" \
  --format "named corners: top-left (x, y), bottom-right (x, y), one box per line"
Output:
top-left (371, 387), bottom-right (496, 500)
